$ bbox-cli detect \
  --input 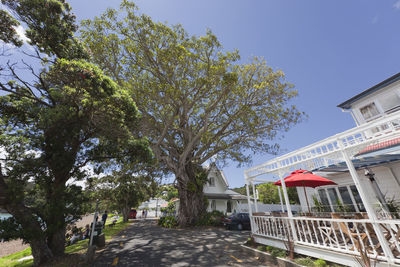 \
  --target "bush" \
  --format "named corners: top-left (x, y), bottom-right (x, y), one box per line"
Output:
top-left (264, 245), bottom-right (286, 258)
top-left (158, 215), bottom-right (177, 228)
top-left (196, 210), bottom-right (225, 226)
top-left (295, 257), bottom-right (315, 266)
top-left (314, 258), bottom-right (327, 267)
